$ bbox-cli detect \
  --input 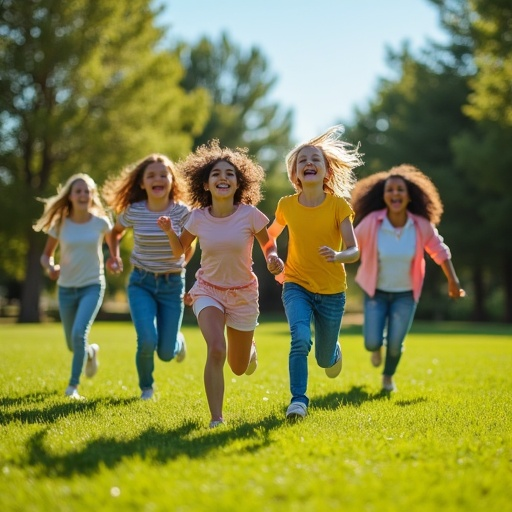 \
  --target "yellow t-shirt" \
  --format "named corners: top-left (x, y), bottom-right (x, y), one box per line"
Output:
top-left (275, 193), bottom-right (354, 294)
